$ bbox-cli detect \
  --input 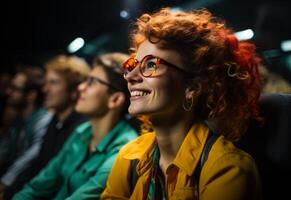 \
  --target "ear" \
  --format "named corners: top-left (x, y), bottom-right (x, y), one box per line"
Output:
top-left (185, 82), bottom-right (202, 99)
top-left (108, 92), bottom-right (126, 109)
top-left (26, 90), bottom-right (38, 104)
